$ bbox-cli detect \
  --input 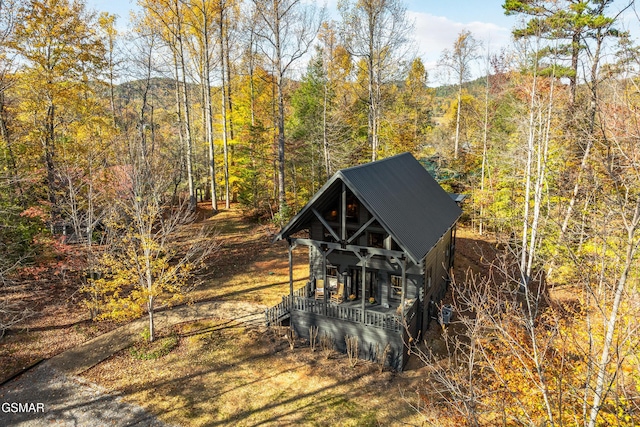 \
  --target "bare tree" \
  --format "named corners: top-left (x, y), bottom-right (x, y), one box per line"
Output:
top-left (411, 258), bottom-right (561, 426)
top-left (339, 0), bottom-right (413, 162)
top-left (438, 29), bottom-right (481, 160)
top-left (184, 0), bottom-right (218, 212)
top-left (139, 0), bottom-right (197, 210)
top-left (584, 62), bottom-right (640, 427)
top-left (250, 0), bottom-right (323, 217)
